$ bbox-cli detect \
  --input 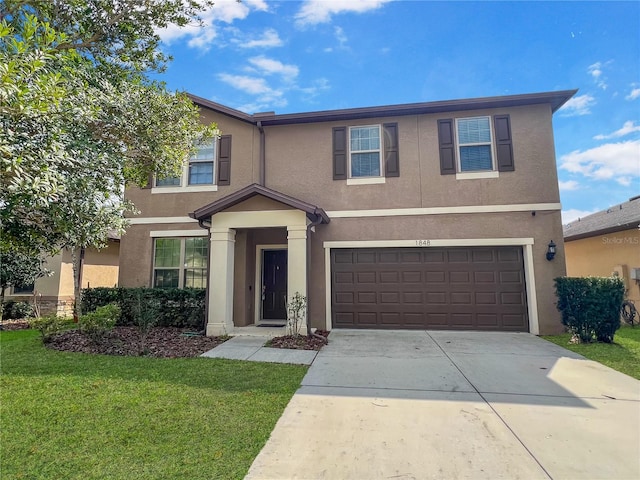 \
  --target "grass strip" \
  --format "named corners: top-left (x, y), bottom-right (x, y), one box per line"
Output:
top-left (1, 330), bottom-right (306, 479)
